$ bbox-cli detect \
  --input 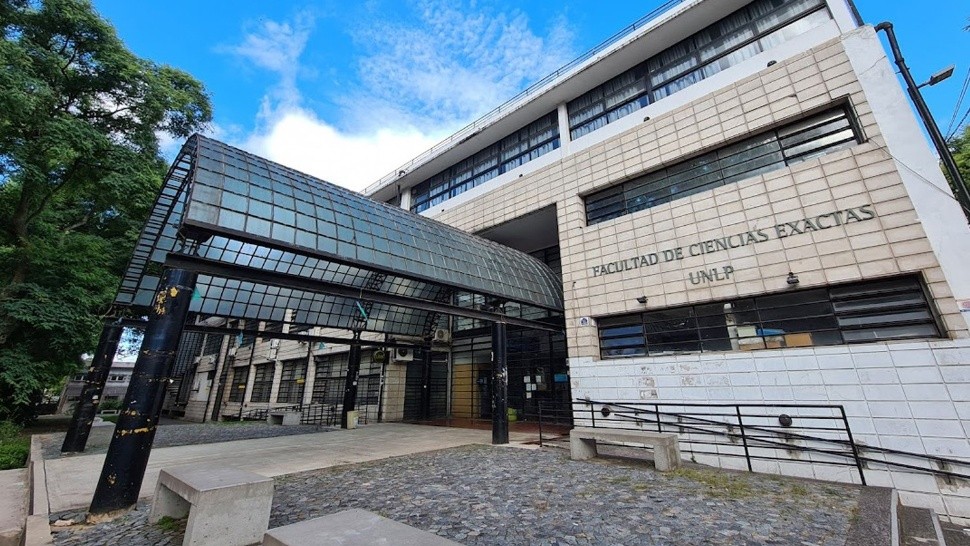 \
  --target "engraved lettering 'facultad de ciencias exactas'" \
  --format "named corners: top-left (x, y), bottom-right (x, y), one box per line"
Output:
top-left (589, 204), bottom-right (876, 284)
